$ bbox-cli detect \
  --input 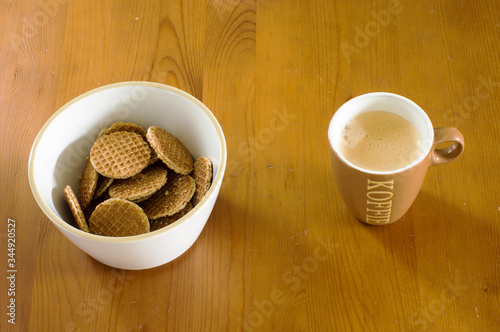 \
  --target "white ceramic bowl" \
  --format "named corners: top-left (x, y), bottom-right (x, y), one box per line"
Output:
top-left (29, 82), bottom-right (227, 270)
